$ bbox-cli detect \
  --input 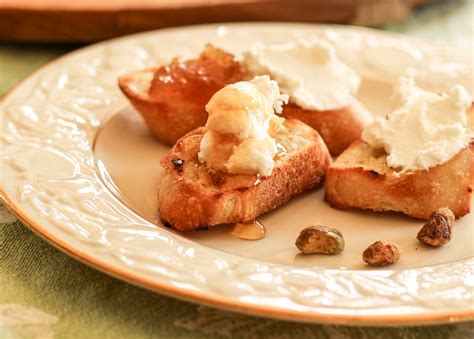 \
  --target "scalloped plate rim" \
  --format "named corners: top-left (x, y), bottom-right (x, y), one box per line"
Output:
top-left (1, 22), bottom-right (473, 326)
